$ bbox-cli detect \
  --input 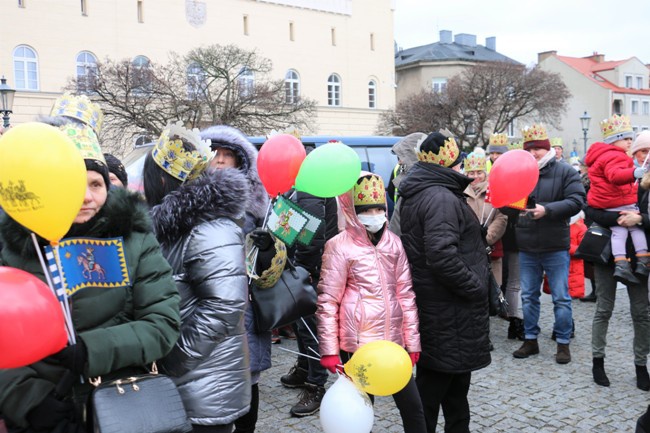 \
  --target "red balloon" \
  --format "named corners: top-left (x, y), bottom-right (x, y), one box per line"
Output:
top-left (488, 149), bottom-right (540, 208)
top-left (257, 134), bottom-right (306, 197)
top-left (0, 267), bottom-right (68, 368)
